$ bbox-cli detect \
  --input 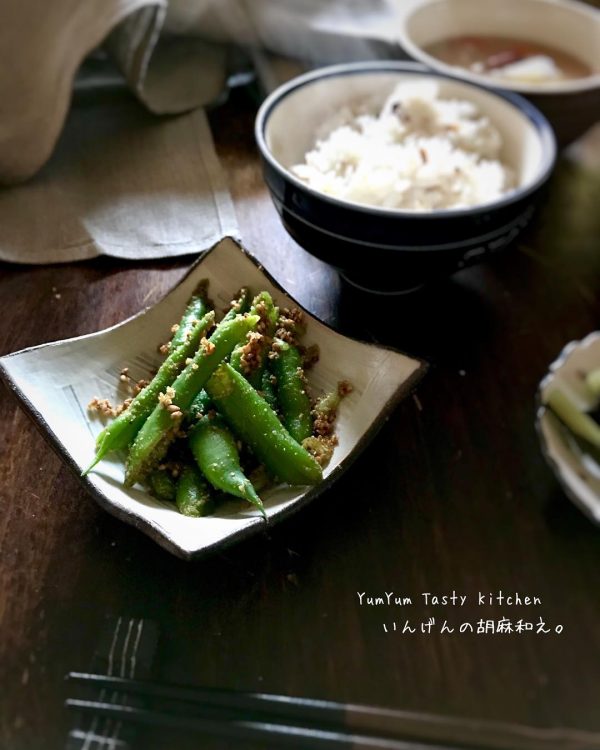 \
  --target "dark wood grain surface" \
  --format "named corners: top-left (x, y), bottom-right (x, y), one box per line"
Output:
top-left (1, 86), bottom-right (599, 750)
